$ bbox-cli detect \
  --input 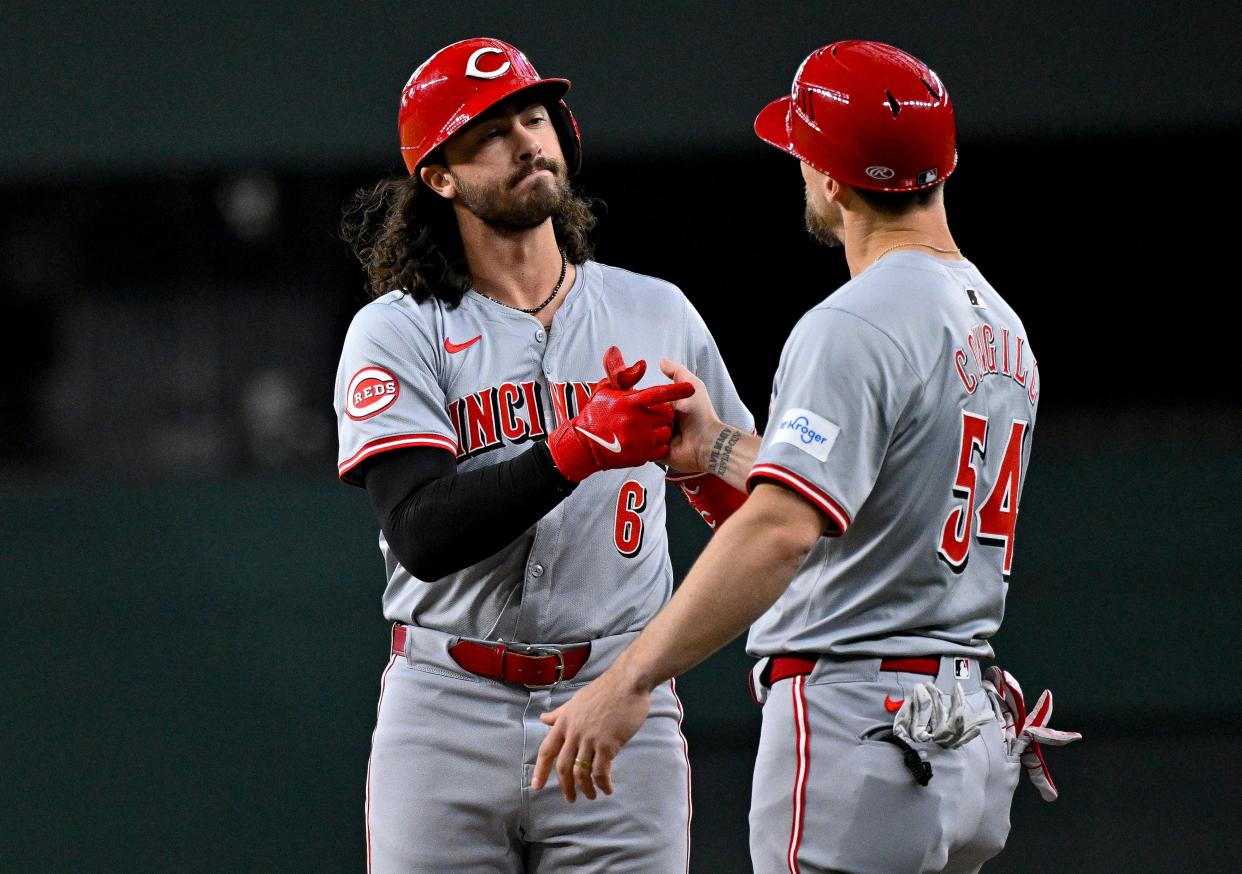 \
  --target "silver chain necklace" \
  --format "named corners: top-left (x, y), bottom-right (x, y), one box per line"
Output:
top-left (478, 249), bottom-right (568, 315)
